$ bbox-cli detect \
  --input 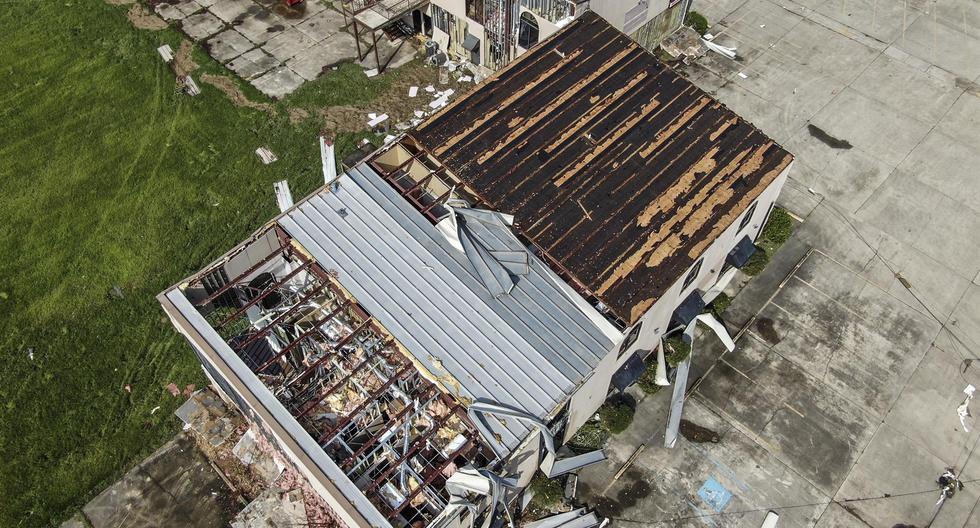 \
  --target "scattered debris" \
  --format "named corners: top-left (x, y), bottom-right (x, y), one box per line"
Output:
top-left (231, 488), bottom-right (307, 528)
top-left (273, 180), bottom-right (293, 212)
top-left (27, 348), bottom-right (34, 361)
top-left (738, 71), bottom-right (748, 79)
top-left (807, 124), bottom-right (853, 149)
top-left (424, 85), bottom-right (435, 92)
top-left (150, 405), bottom-right (161, 414)
top-left (166, 382), bottom-right (180, 397)
top-left (255, 147), bottom-right (278, 165)
top-left (367, 113), bottom-right (389, 127)
top-left (183, 384), bottom-right (197, 397)
top-left (124, 384), bottom-right (132, 394)
top-left (183, 75), bottom-right (201, 96)
top-left (408, 86), bottom-right (418, 97)
top-left (459, 75), bottom-right (472, 82)
top-left (958, 384), bottom-right (975, 432)
top-left (157, 44), bottom-right (174, 63)
top-left (126, 4), bottom-right (167, 31)
top-left (364, 68), bottom-right (379, 78)
top-left (233, 429), bottom-right (285, 484)
top-left (201, 74), bottom-right (275, 115)
top-left (109, 285), bottom-right (125, 299)
top-left (661, 26), bottom-right (705, 60)
top-left (936, 468), bottom-right (963, 506)
top-left (414, 110), bottom-right (425, 118)
top-left (702, 38), bottom-right (737, 60)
